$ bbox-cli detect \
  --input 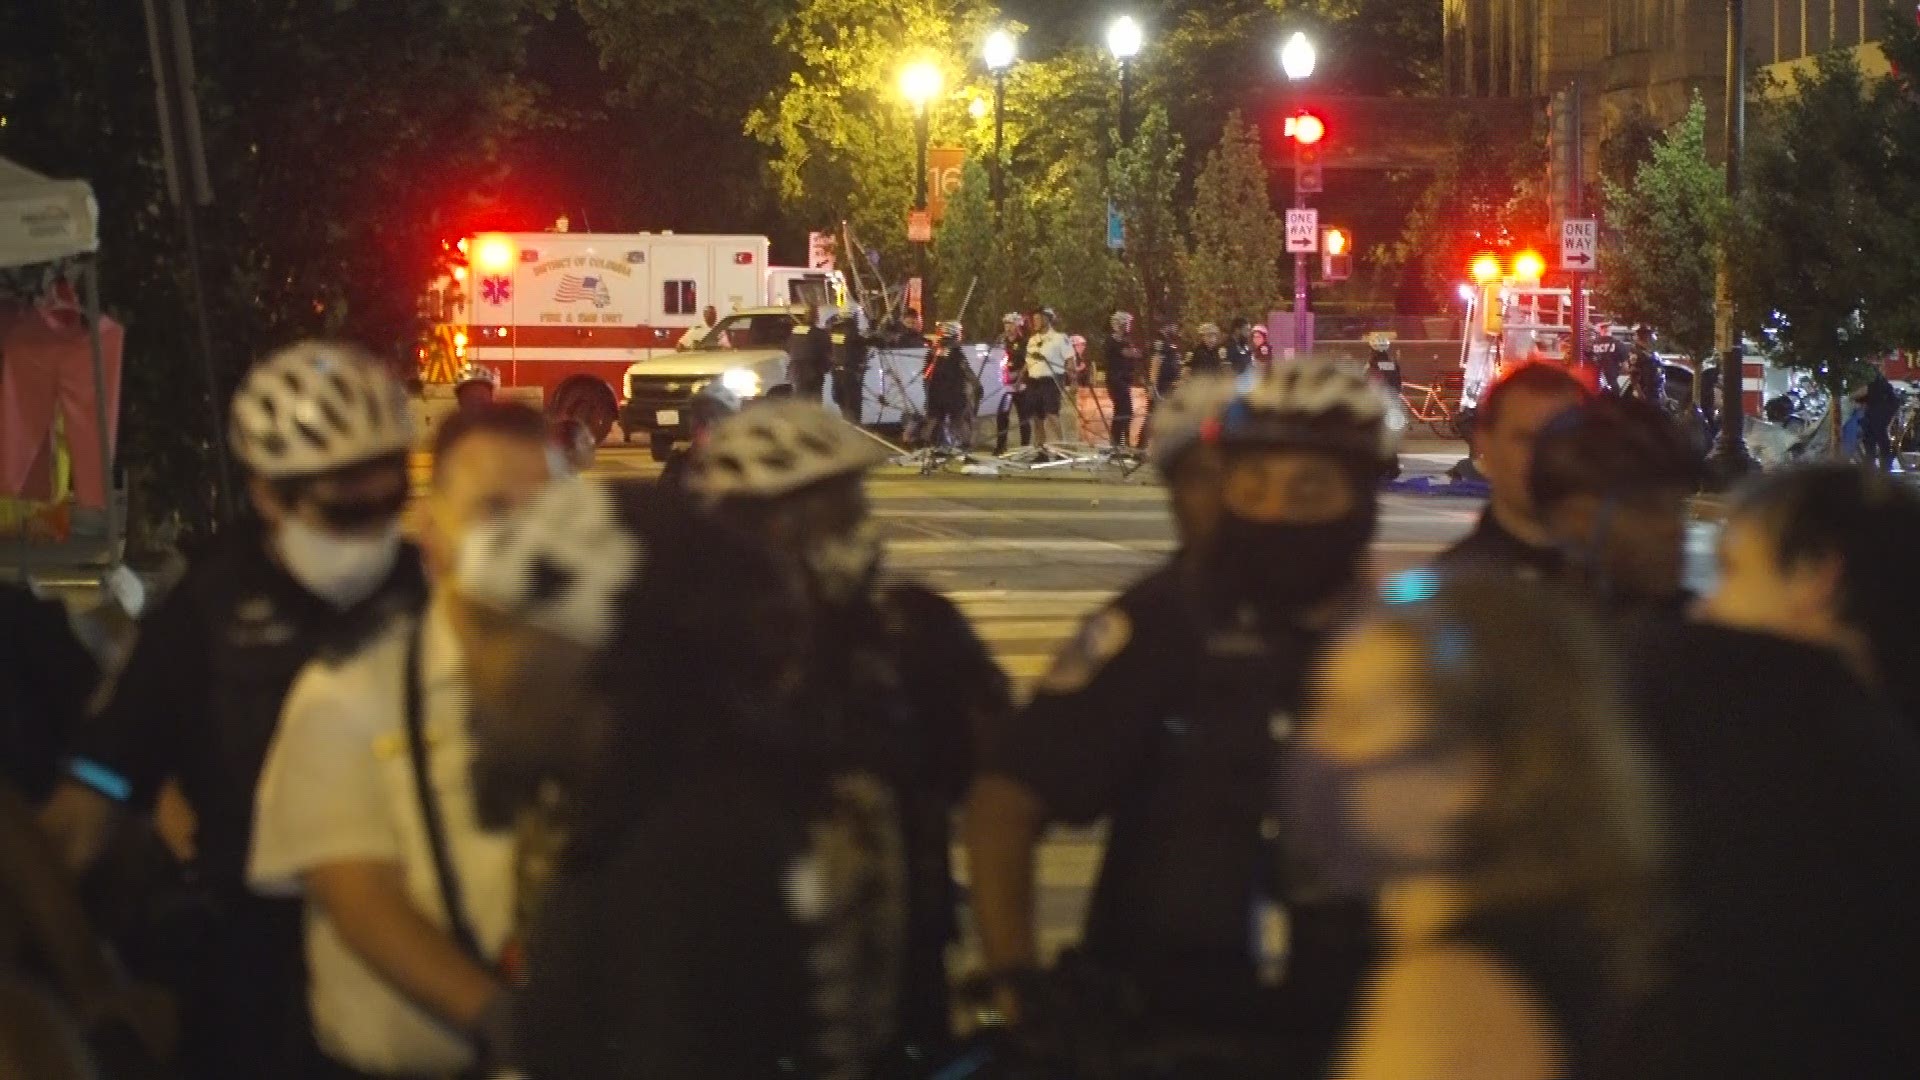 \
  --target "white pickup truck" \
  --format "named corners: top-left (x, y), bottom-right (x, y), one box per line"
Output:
top-left (618, 307), bottom-right (1003, 459)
